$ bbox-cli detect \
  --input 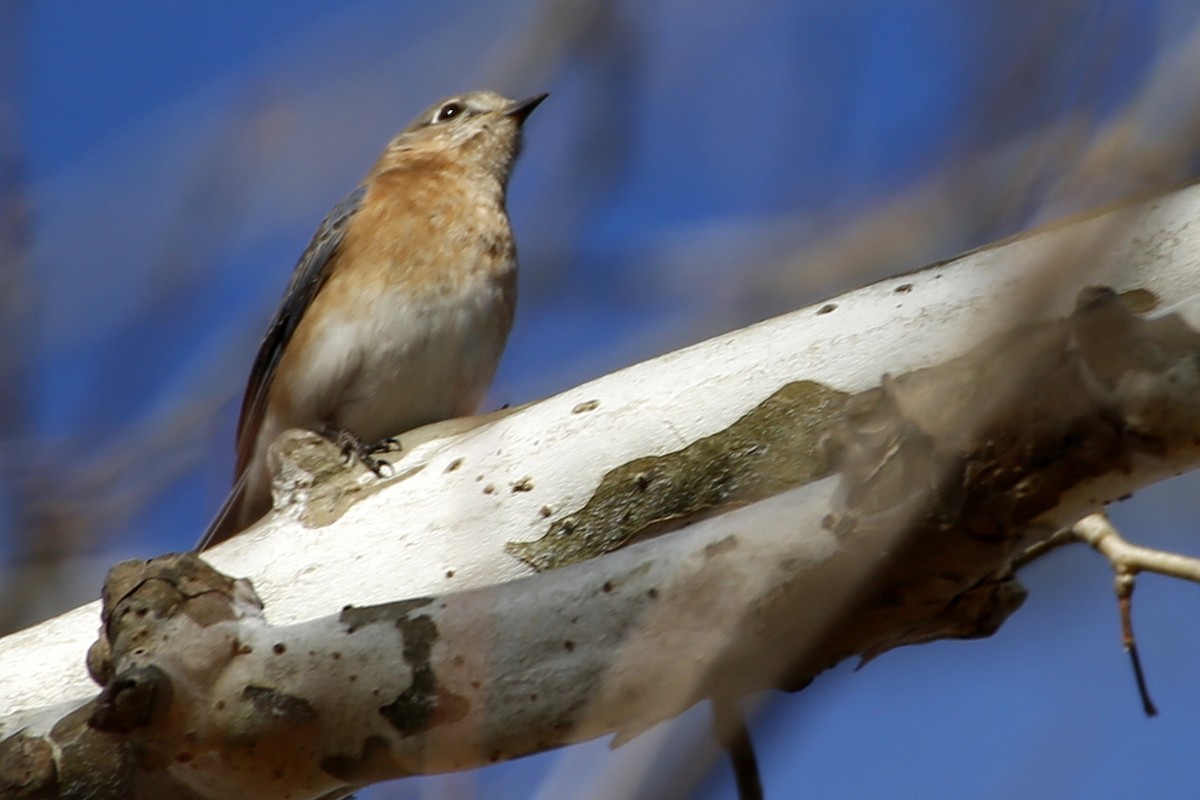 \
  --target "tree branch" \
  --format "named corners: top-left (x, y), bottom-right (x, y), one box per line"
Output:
top-left (1072, 512), bottom-right (1200, 583)
top-left (8, 181), bottom-right (1200, 797)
